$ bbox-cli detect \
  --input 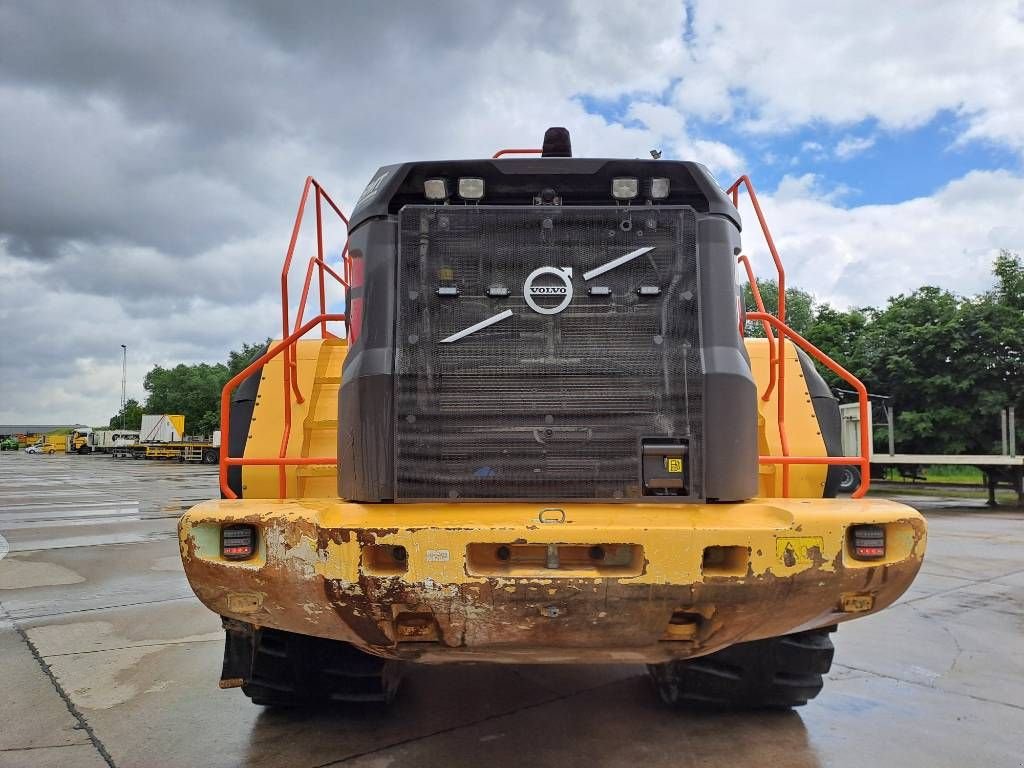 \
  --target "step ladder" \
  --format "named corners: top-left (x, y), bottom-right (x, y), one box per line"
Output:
top-left (295, 340), bottom-right (345, 497)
